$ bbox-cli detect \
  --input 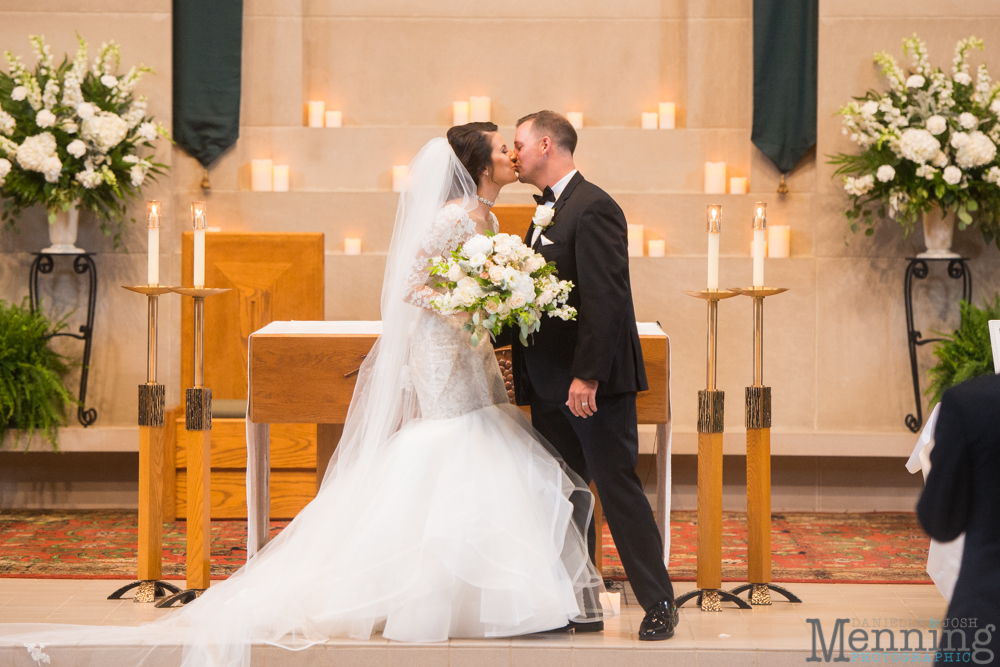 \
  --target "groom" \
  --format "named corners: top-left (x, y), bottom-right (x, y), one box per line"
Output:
top-left (508, 111), bottom-right (677, 640)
